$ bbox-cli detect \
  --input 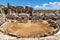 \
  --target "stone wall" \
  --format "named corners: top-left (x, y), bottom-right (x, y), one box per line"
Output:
top-left (0, 13), bottom-right (5, 25)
